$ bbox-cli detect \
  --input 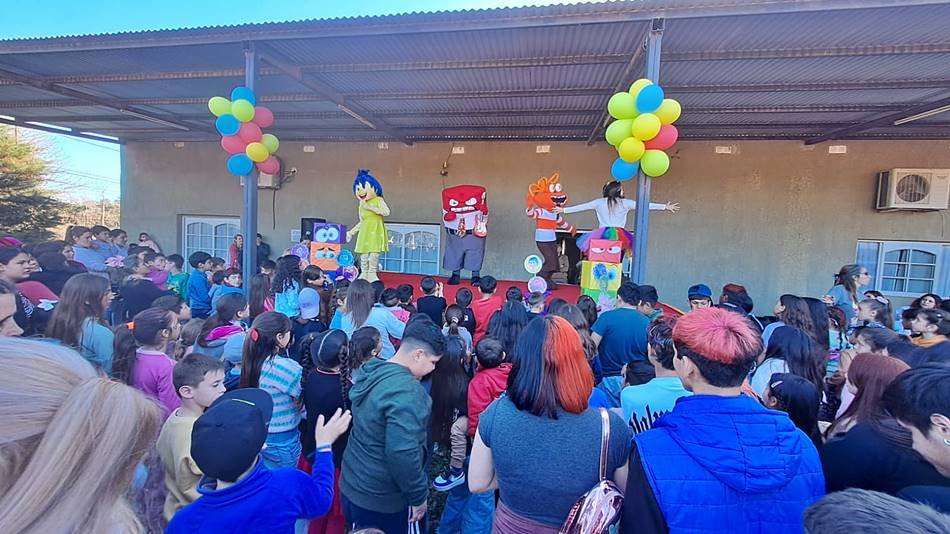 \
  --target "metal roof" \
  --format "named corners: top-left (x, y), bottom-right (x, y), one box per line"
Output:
top-left (0, 0), bottom-right (948, 145)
